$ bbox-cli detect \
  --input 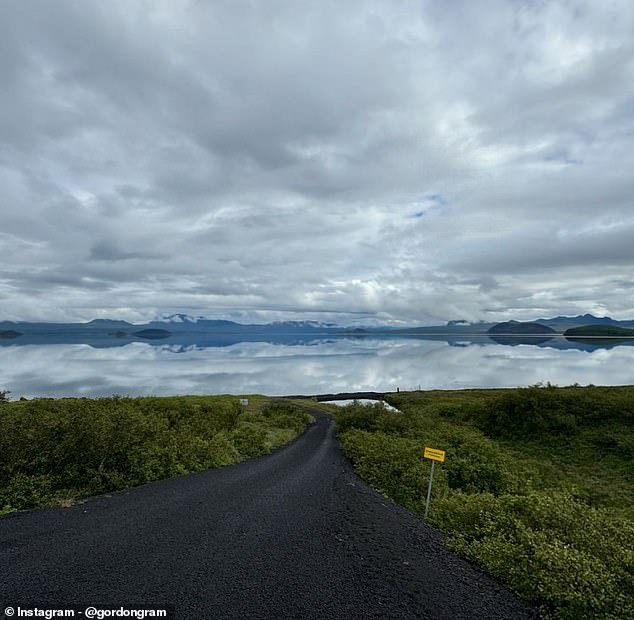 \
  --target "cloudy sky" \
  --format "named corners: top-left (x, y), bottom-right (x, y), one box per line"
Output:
top-left (1, 0), bottom-right (633, 325)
